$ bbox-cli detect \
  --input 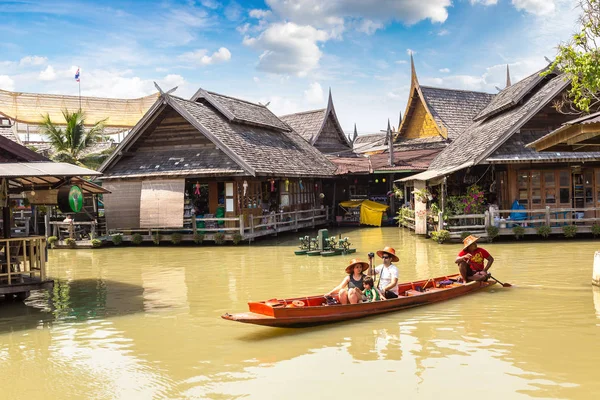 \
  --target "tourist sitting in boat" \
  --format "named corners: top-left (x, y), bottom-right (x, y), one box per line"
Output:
top-left (326, 258), bottom-right (369, 304)
top-left (456, 235), bottom-right (494, 282)
top-left (367, 246), bottom-right (400, 299)
top-left (362, 276), bottom-right (383, 302)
